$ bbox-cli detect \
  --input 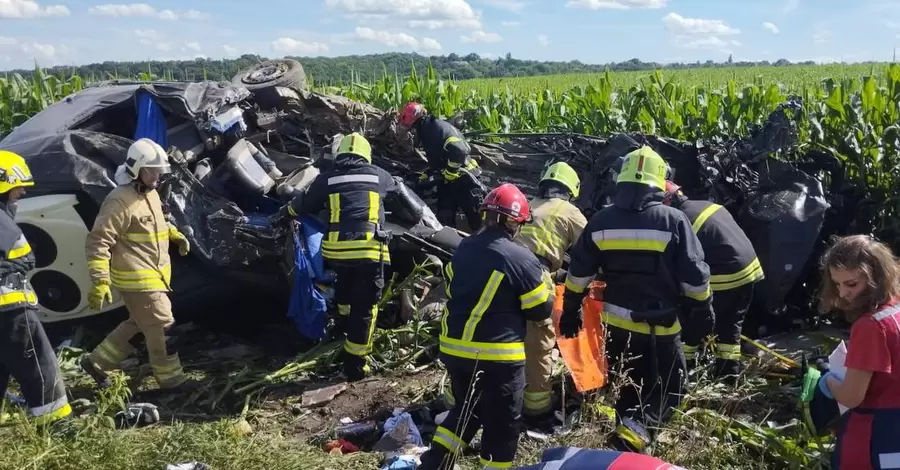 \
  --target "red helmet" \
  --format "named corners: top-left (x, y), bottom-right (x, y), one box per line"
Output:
top-left (481, 183), bottom-right (531, 223)
top-left (663, 180), bottom-right (682, 206)
top-left (398, 102), bottom-right (426, 127)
